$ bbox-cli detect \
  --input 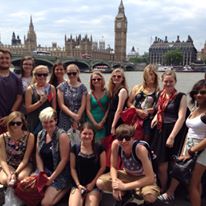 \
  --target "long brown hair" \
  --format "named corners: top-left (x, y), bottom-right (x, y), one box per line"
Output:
top-left (143, 64), bottom-right (159, 90)
top-left (49, 60), bottom-right (65, 87)
top-left (80, 122), bottom-right (96, 149)
top-left (20, 56), bottom-right (35, 77)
